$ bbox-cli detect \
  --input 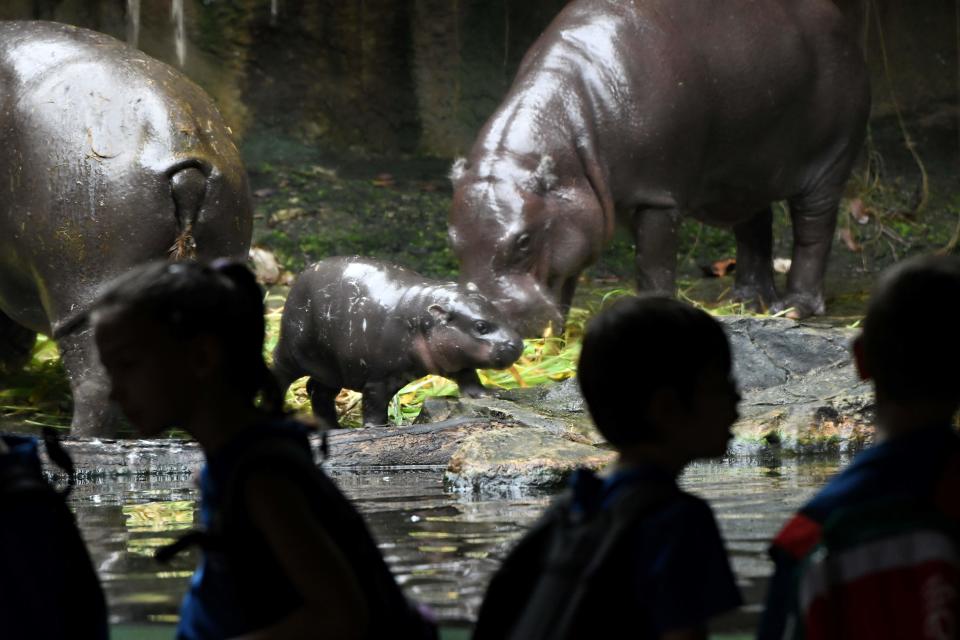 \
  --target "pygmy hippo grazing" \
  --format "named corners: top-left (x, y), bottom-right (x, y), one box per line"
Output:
top-left (448, 0), bottom-right (870, 335)
top-left (0, 22), bottom-right (252, 435)
top-left (273, 257), bottom-right (524, 428)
